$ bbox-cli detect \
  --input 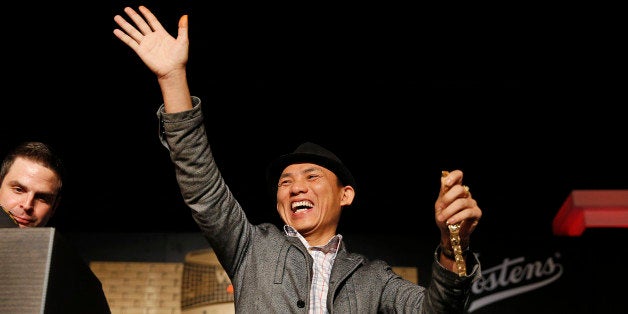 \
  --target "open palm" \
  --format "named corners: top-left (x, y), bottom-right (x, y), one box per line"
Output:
top-left (113, 6), bottom-right (189, 78)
